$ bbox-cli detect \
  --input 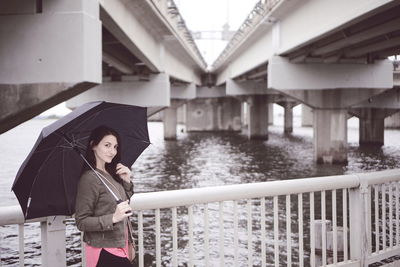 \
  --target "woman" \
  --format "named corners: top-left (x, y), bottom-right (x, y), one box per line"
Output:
top-left (75, 125), bottom-right (135, 267)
